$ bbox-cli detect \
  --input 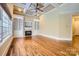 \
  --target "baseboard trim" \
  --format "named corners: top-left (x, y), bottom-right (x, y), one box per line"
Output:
top-left (39, 33), bottom-right (71, 41)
